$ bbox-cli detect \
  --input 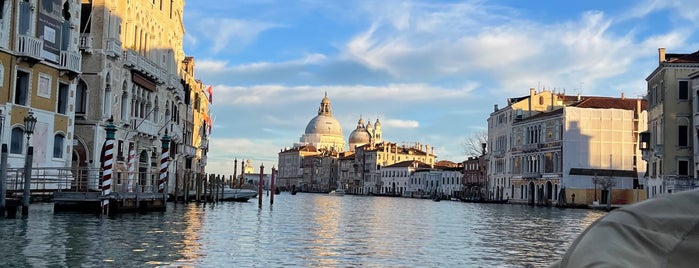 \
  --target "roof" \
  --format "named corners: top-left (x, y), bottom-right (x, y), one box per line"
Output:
top-left (573, 97), bottom-right (647, 111)
top-left (384, 160), bottom-right (431, 169)
top-left (514, 96), bottom-right (647, 124)
top-left (665, 50), bottom-right (699, 63)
